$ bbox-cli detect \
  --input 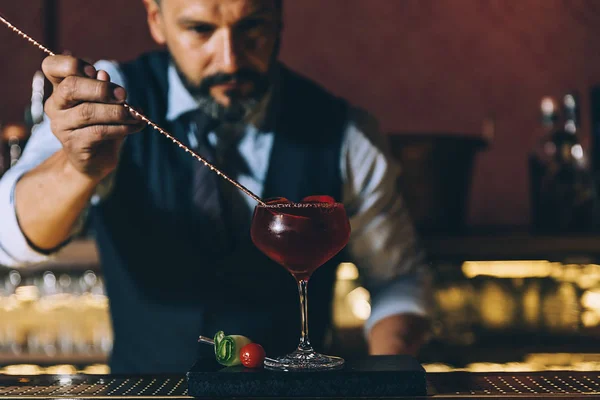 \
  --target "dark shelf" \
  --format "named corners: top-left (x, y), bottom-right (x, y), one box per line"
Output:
top-left (424, 229), bottom-right (600, 262)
